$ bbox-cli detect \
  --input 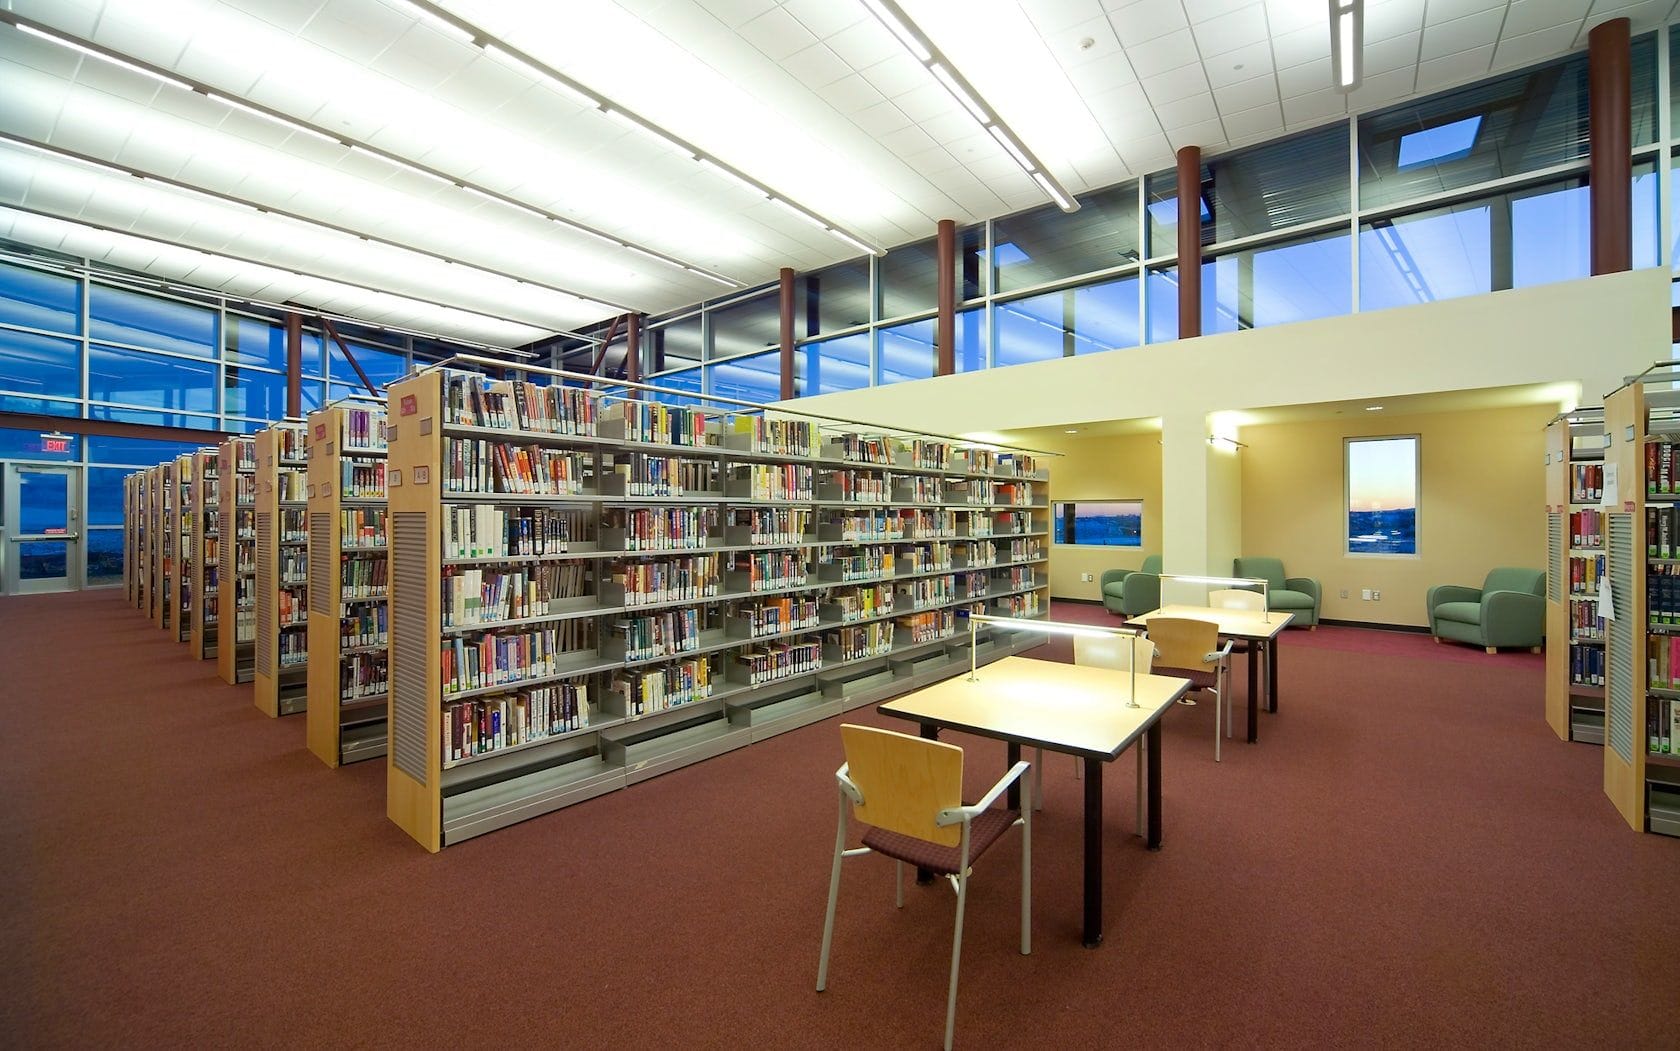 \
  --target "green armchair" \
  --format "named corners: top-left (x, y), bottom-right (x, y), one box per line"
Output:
top-left (1100, 555), bottom-right (1161, 617)
top-left (1232, 557), bottom-right (1320, 628)
top-left (1427, 568), bottom-right (1545, 653)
